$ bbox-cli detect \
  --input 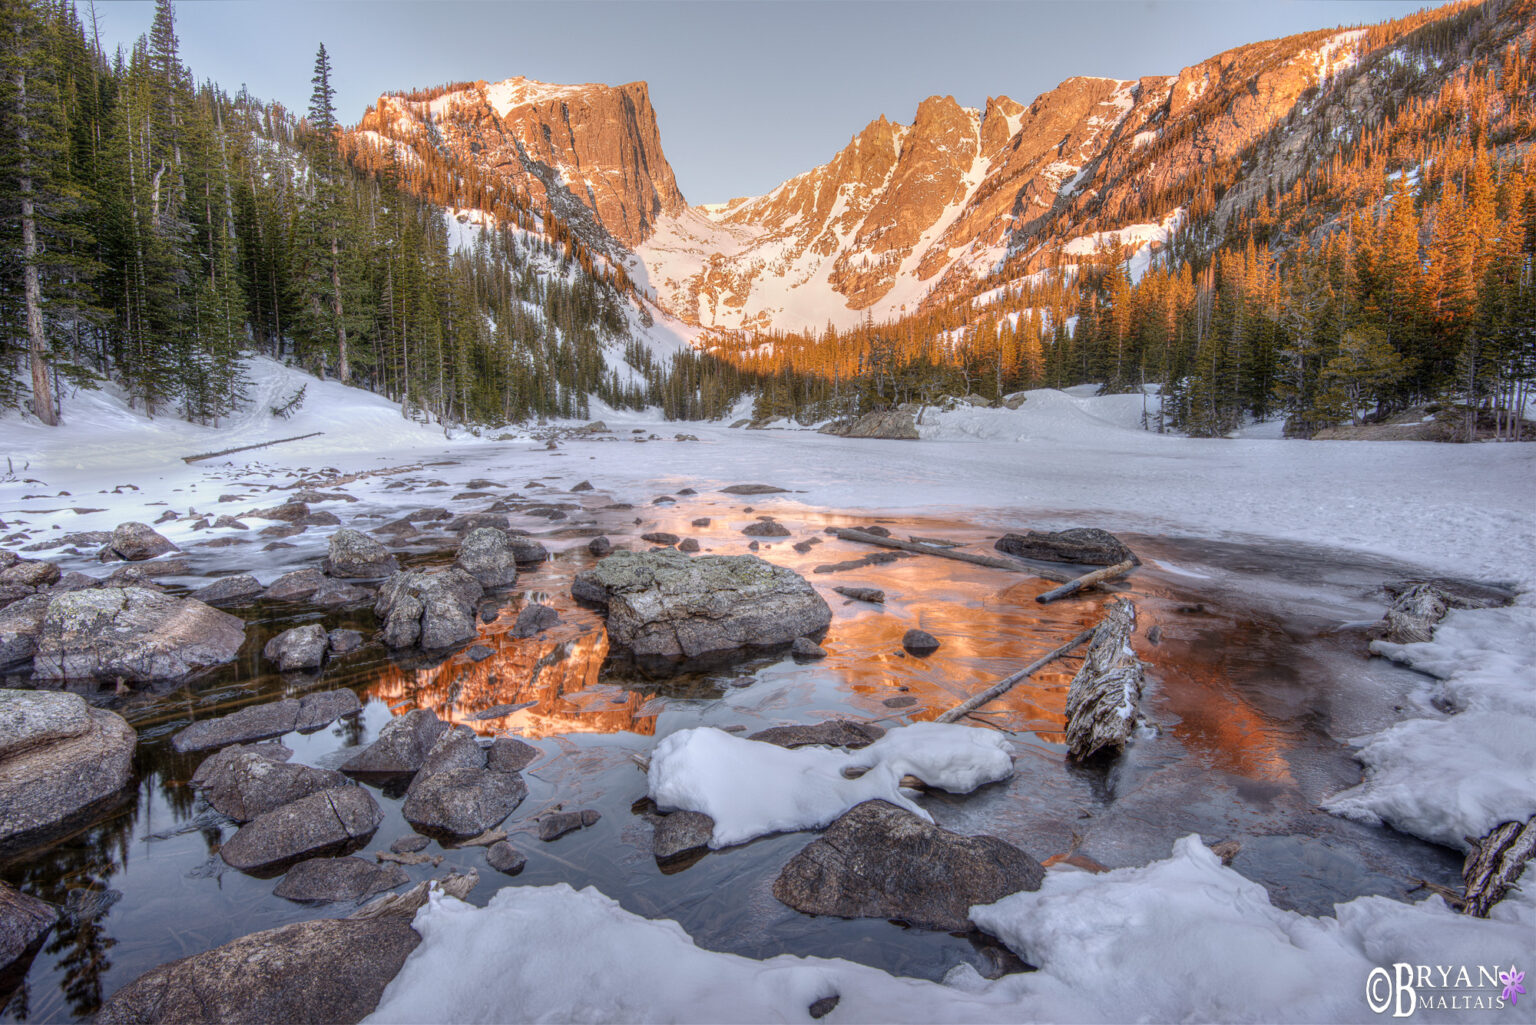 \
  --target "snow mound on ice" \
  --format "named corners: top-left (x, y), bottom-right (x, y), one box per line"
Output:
top-left (365, 836), bottom-right (1536, 1024)
top-left (647, 723), bottom-right (1013, 847)
top-left (1325, 598), bottom-right (1536, 850)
